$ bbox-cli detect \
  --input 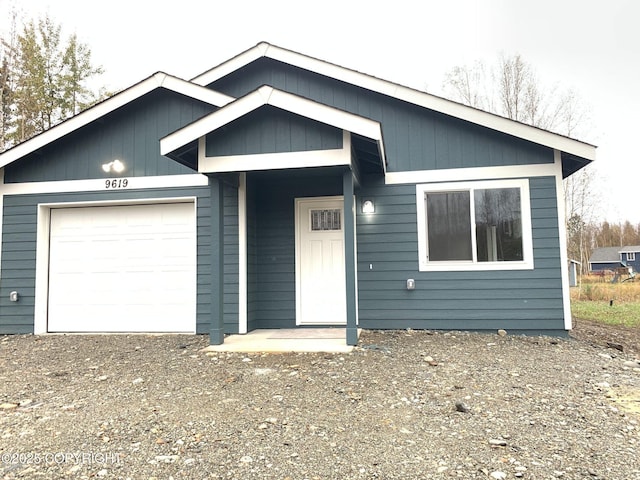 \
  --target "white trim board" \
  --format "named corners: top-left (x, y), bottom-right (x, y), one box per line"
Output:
top-left (553, 150), bottom-right (573, 330)
top-left (386, 163), bottom-right (557, 185)
top-left (1, 174), bottom-right (208, 196)
top-left (192, 42), bottom-right (596, 162)
top-left (0, 73), bottom-right (234, 169)
top-left (200, 145), bottom-right (351, 173)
